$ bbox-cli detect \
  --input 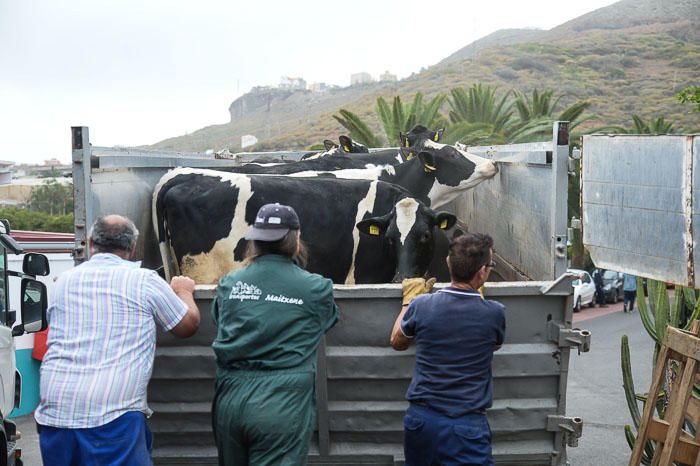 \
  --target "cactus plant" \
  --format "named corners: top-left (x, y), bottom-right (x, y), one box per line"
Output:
top-left (621, 278), bottom-right (700, 464)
